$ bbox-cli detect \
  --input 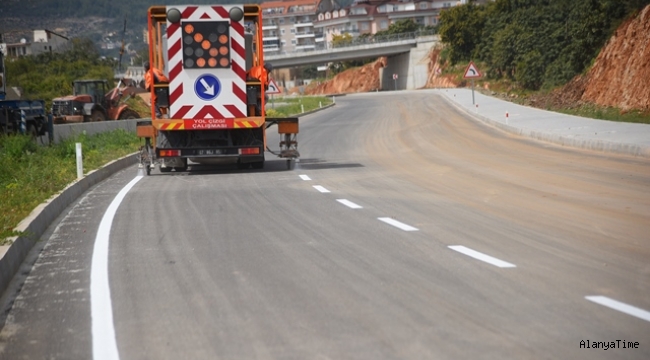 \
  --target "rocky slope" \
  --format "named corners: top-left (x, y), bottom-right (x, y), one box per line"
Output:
top-left (302, 57), bottom-right (386, 95)
top-left (579, 5), bottom-right (650, 111)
